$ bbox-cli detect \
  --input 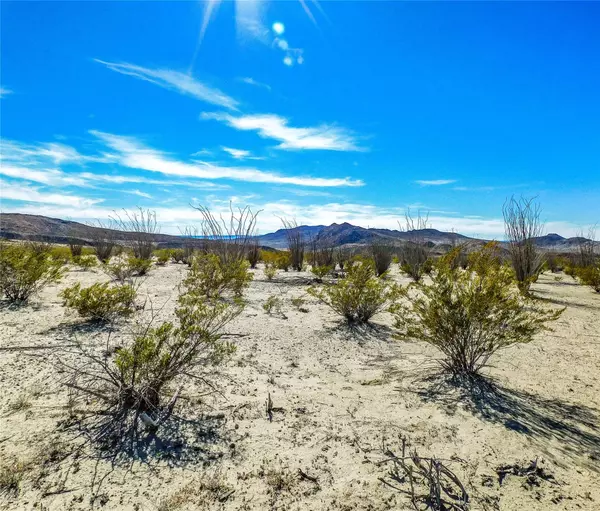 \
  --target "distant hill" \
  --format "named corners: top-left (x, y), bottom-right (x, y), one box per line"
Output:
top-left (0, 213), bottom-right (185, 248)
top-left (0, 213), bottom-right (591, 252)
top-left (256, 222), bottom-right (473, 249)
